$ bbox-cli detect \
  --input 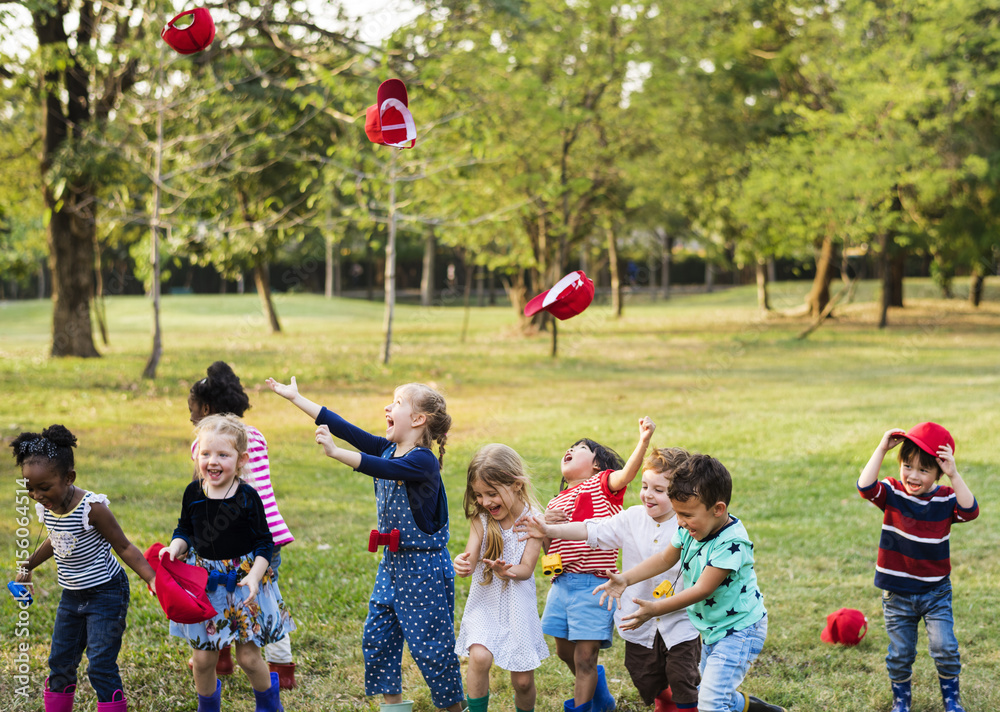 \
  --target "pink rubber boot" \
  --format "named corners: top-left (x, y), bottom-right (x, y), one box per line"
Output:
top-left (97, 690), bottom-right (127, 712)
top-left (44, 679), bottom-right (76, 712)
